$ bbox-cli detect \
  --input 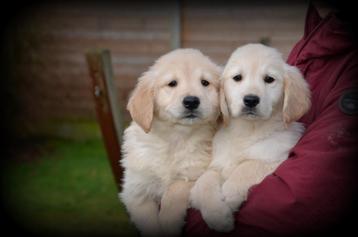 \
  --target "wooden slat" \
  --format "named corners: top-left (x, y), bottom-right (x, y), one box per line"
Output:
top-left (101, 50), bottom-right (124, 144)
top-left (170, 0), bottom-right (182, 49)
top-left (86, 49), bottom-right (123, 191)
